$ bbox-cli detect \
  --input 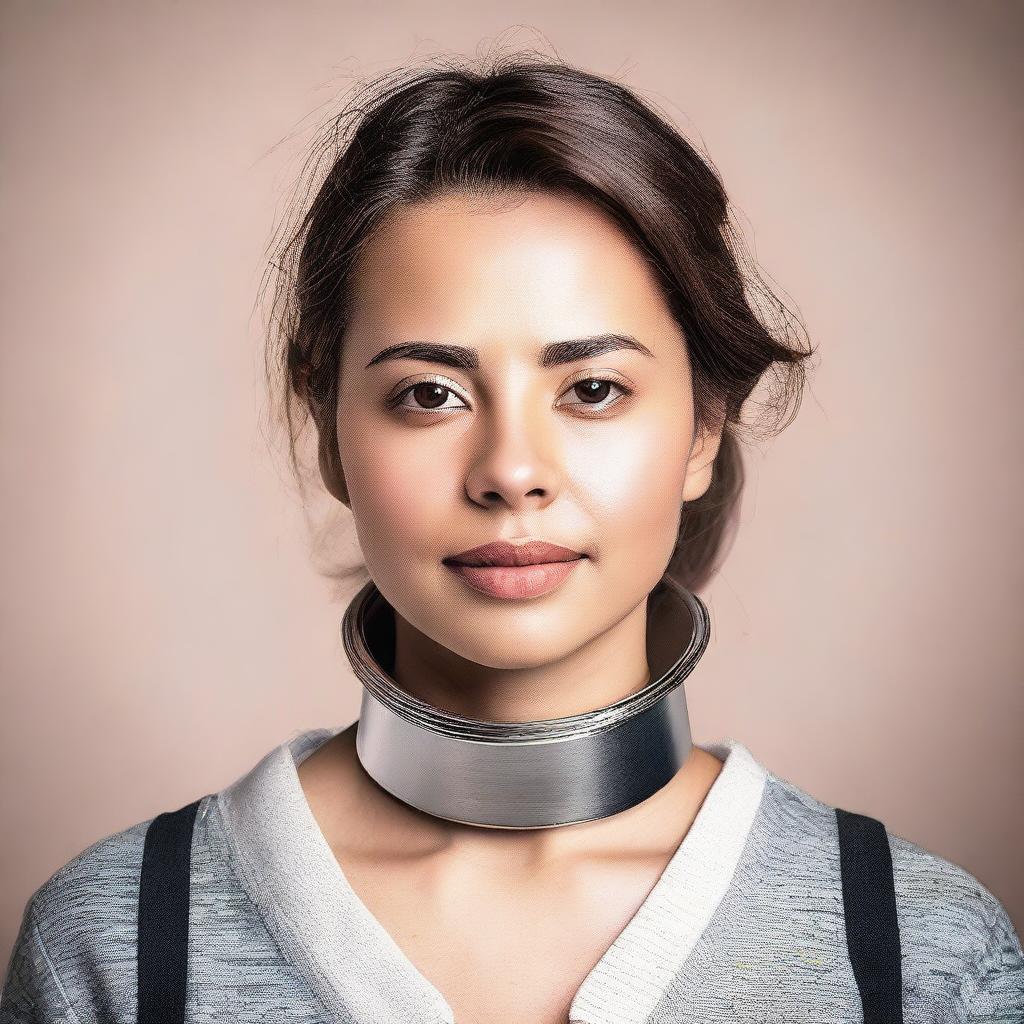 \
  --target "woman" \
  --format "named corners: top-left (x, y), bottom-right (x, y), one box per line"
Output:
top-left (3, 53), bottom-right (1021, 1024)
